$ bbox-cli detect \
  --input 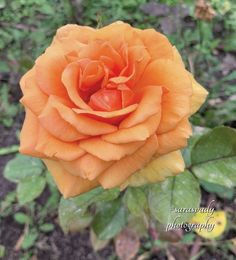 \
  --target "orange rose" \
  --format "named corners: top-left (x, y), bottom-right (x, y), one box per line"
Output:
top-left (20, 21), bottom-right (208, 198)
